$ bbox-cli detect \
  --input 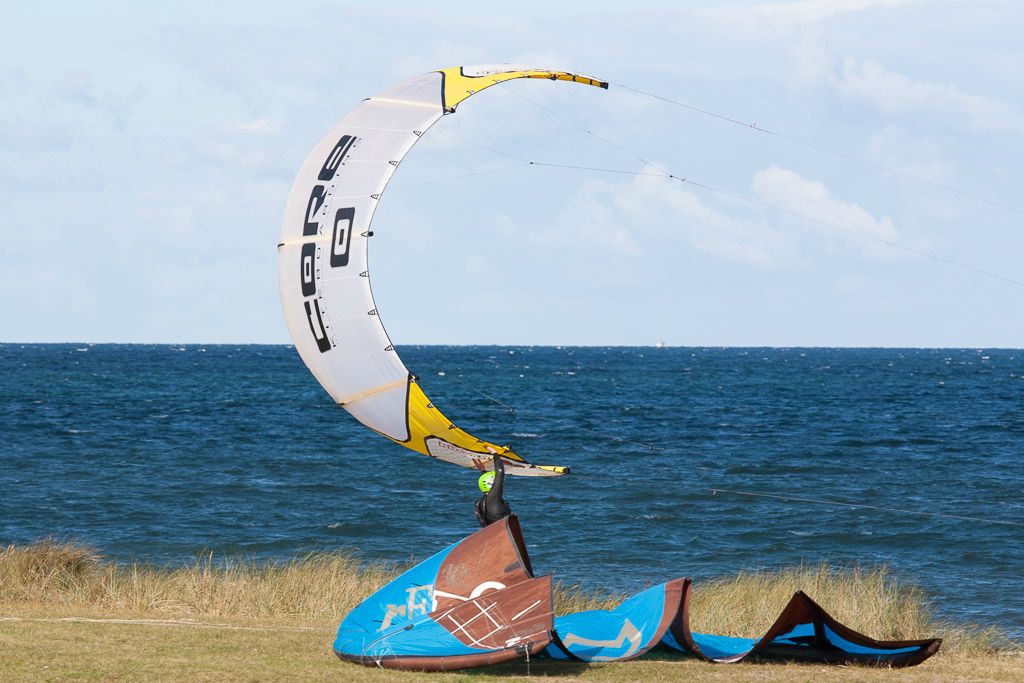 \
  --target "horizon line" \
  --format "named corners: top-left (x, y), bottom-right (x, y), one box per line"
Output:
top-left (1, 341), bottom-right (1020, 351)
